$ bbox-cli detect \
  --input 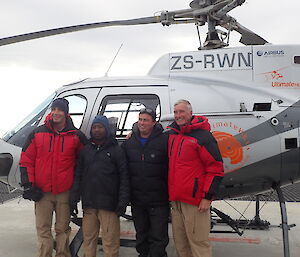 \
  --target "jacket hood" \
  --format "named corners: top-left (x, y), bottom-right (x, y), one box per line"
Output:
top-left (132, 122), bottom-right (164, 139)
top-left (44, 113), bottom-right (77, 133)
top-left (167, 115), bottom-right (211, 134)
